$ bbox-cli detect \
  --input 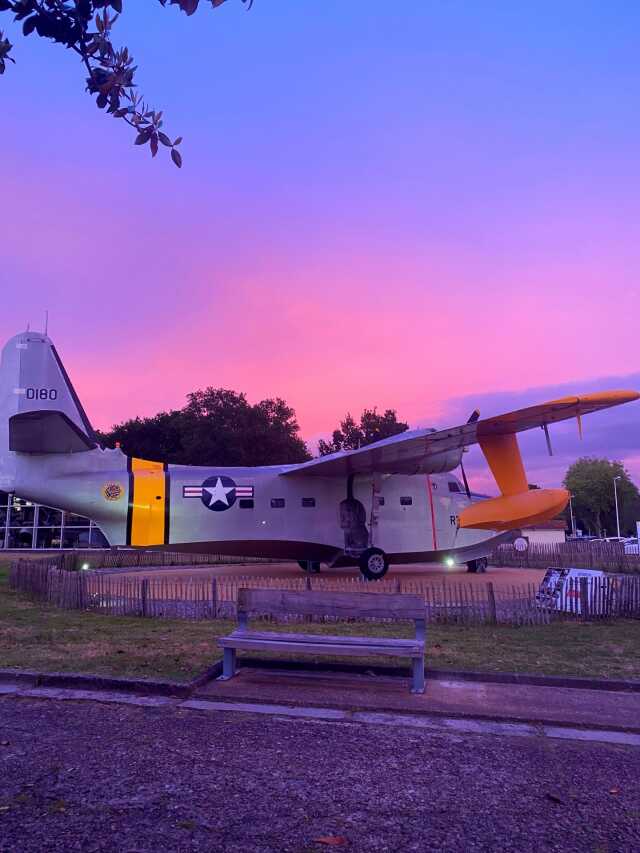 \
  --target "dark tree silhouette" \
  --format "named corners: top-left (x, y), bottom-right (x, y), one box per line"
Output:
top-left (97, 386), bottom-right (311, 467)
top-left (0, 0), bottom-right (253, 165)
top-left (318, 408), bottom-right (409, 456)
